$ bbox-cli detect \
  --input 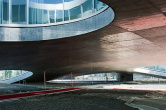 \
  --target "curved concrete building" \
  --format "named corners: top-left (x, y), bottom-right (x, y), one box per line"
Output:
top-left (0, 0), bottom-right (166, 82)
